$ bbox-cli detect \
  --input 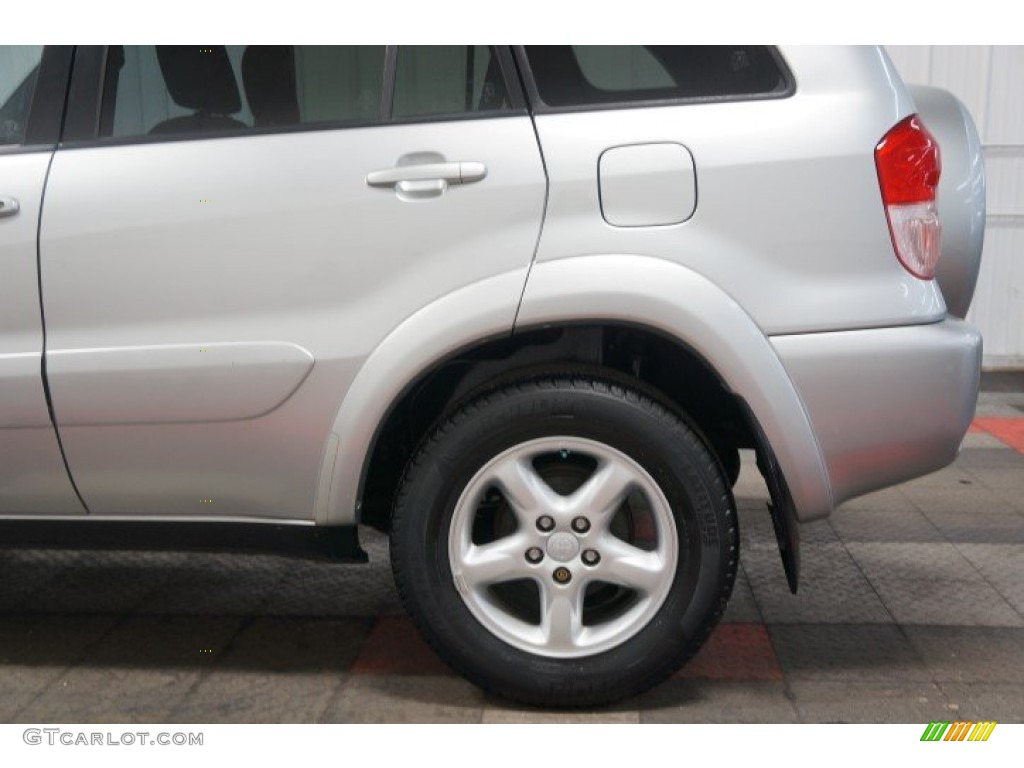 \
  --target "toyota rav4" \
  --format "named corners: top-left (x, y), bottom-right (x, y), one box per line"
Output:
top-left (0, 45), bottom-right (984, 706)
